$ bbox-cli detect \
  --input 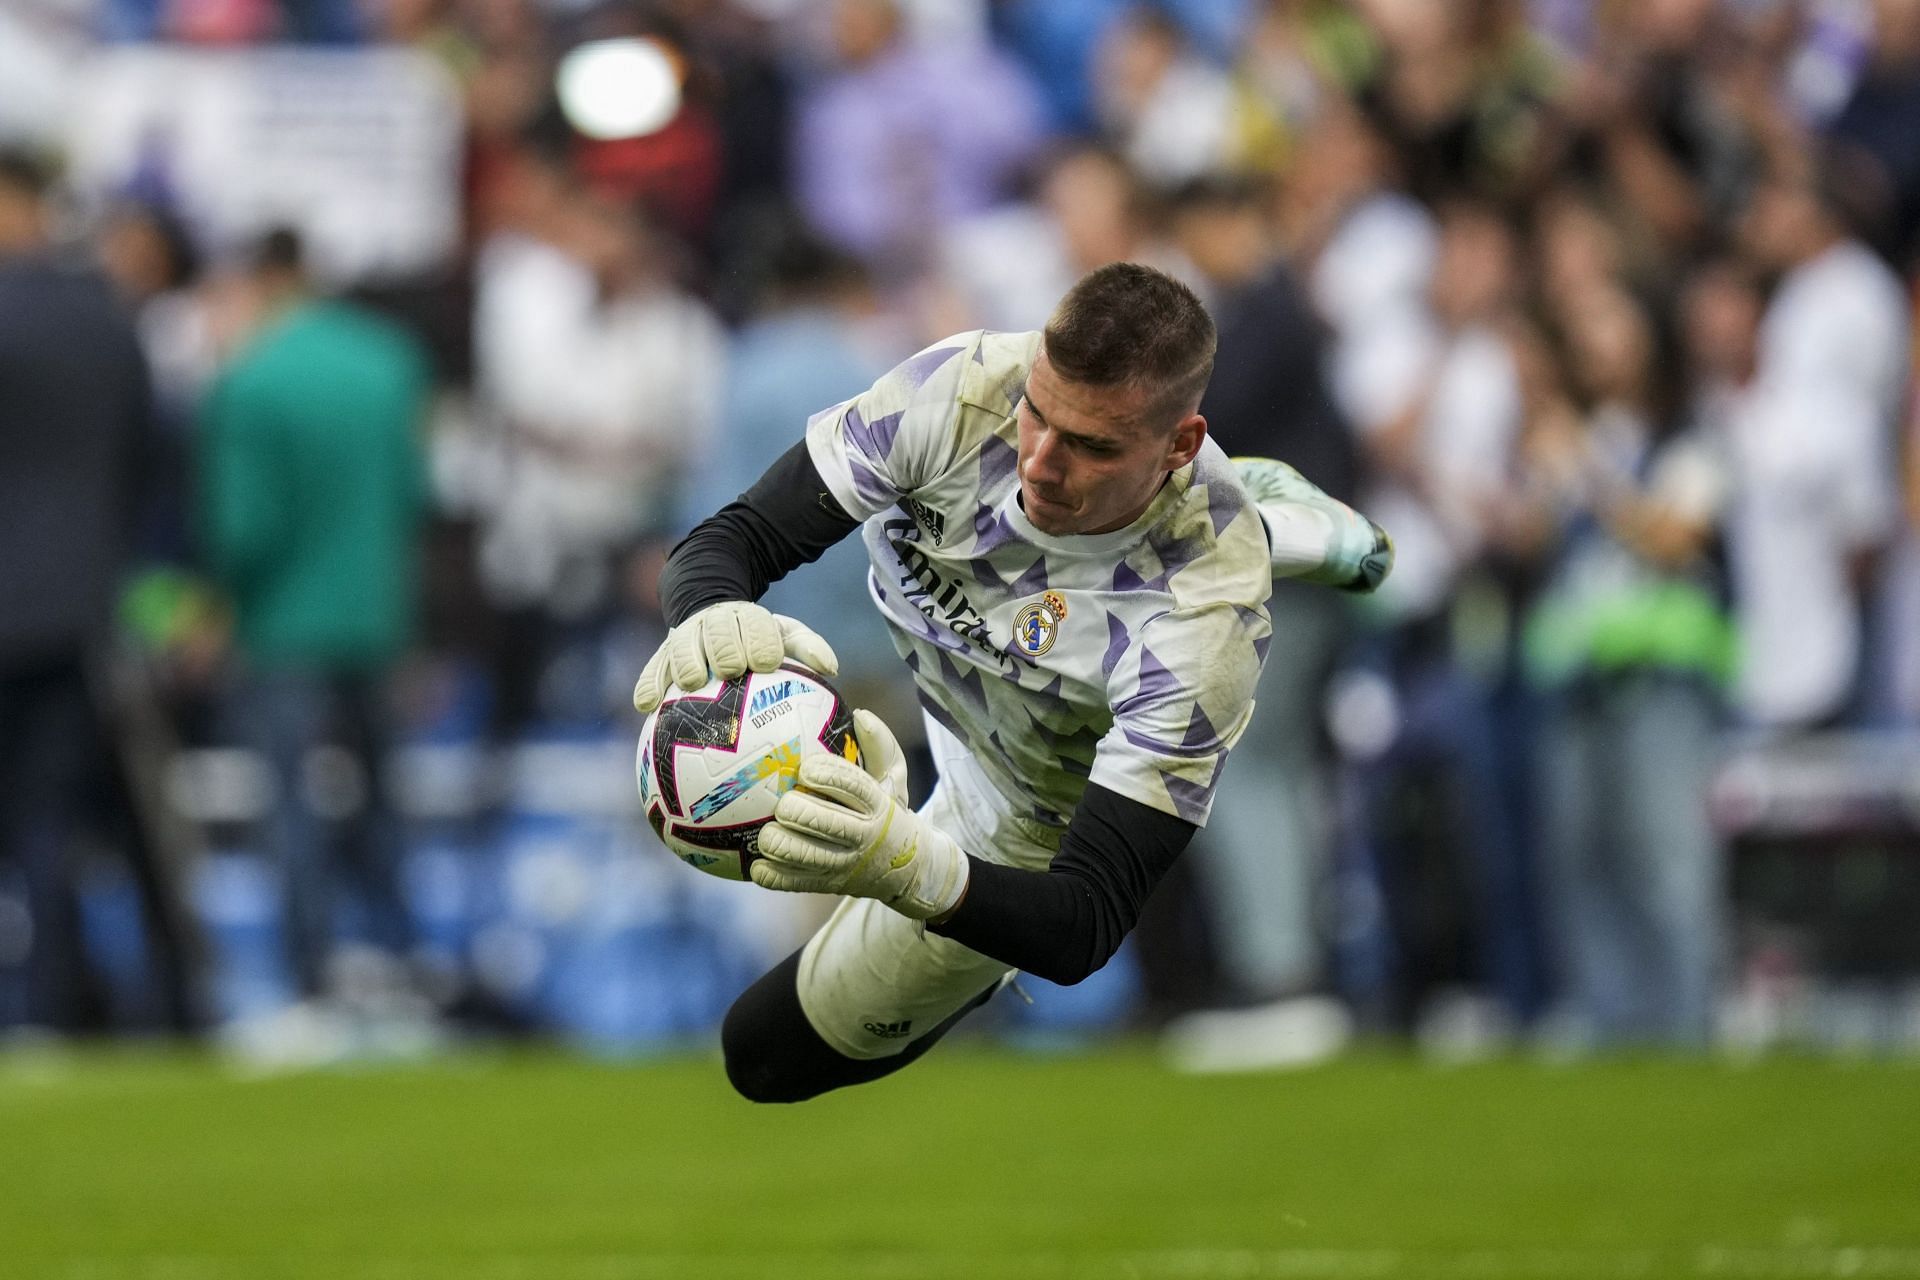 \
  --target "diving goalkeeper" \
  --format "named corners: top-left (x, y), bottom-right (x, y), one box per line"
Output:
top-left (632, 263), bottom-right (1390, 1101)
